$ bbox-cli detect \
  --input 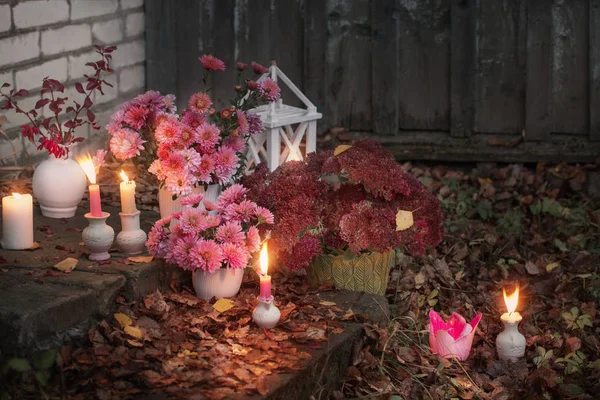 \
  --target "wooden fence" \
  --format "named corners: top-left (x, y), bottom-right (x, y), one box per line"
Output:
top-left (146, 0), bottom-right (600, 162)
